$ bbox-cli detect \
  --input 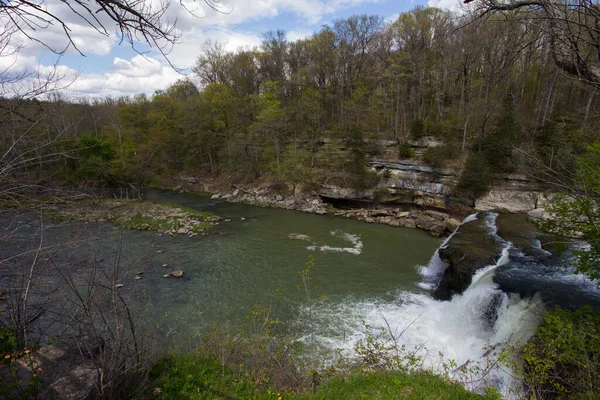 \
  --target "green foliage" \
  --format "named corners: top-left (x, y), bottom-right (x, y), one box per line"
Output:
top-left (455, 152), bottom-right (491, 199)
top-left (422, 143), bottom-right (458, 168)
top-left (398, 143), bottom-right (415, 159)
top-left (538, 142), bottom-right (600, 283)
top-left (410, 119), bottom-right (425, 139)
top-left (517, 307), bottom-right (600, 399)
